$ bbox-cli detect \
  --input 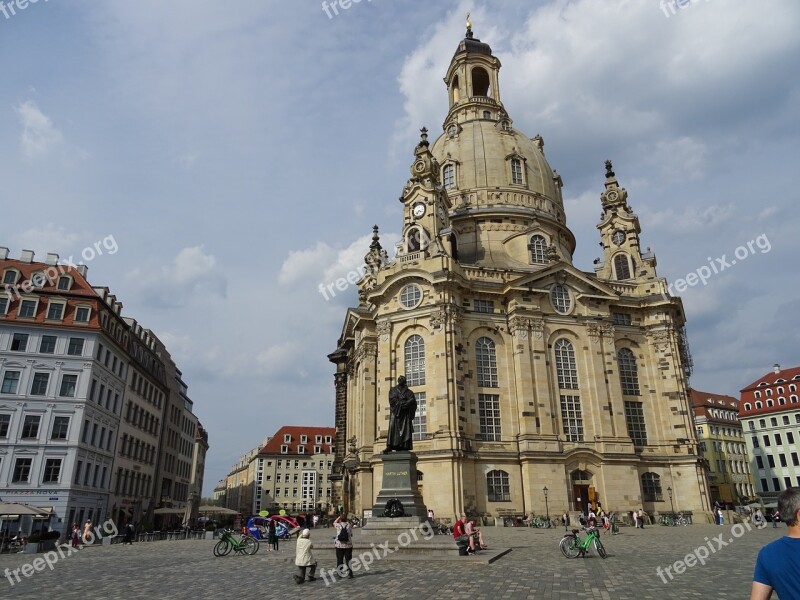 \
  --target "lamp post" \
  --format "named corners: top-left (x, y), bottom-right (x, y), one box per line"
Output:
top-left (543, 486), bottom-right (549, 522)
top-left (667, 486), bottom-right (675, 516)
